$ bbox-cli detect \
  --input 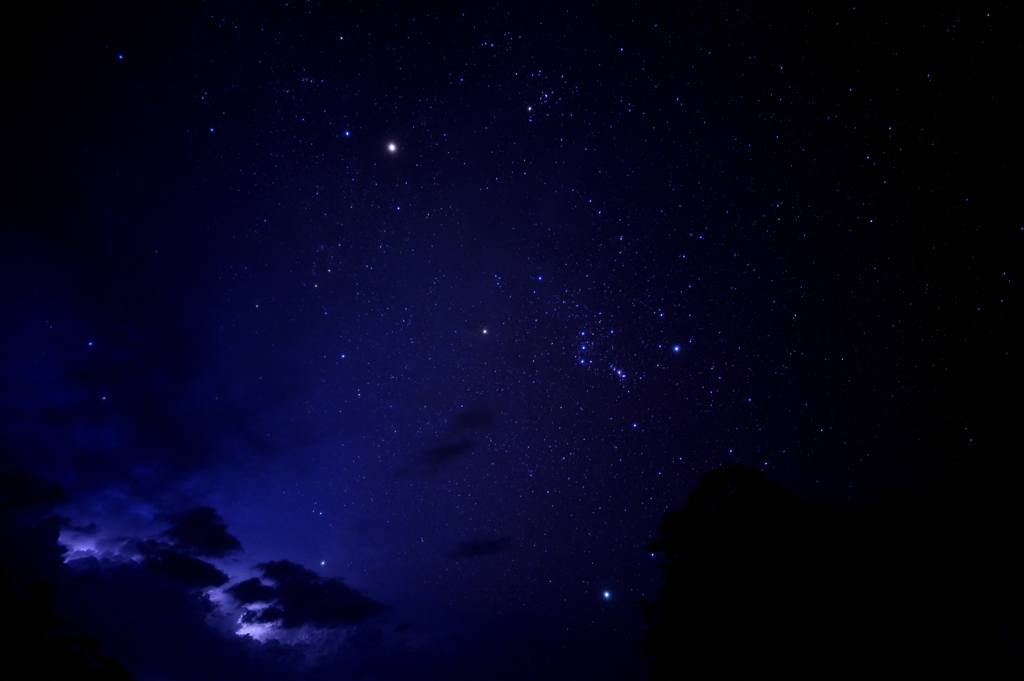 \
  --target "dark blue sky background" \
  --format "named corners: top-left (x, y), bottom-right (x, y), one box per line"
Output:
top-left (1, 2), bottom-right (1016, 679)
